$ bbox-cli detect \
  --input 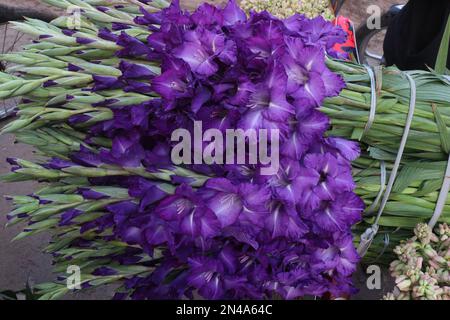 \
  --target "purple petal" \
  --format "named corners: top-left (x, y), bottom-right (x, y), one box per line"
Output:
top-left (326, 137), bottom-right (360, 161)
top-left (321, 68), bottom-right (346, 97)
top-left (173, 41), bottom-right (218, 76)
top-left (222, 0), bottom-right (246, 26)
top-left (119, 60), bottom-right (156, 79)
